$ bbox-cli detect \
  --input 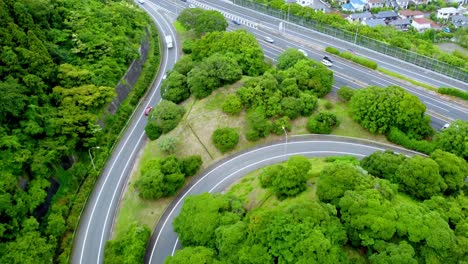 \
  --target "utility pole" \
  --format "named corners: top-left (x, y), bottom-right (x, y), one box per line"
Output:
top-left (282, 126), bottom-right (288, 157)
top-left (89, 146), bottom-right (101, 171)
